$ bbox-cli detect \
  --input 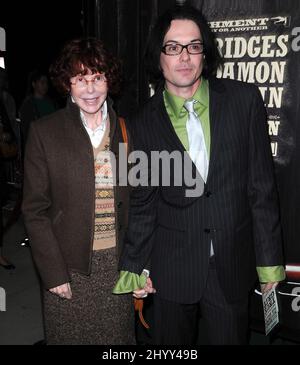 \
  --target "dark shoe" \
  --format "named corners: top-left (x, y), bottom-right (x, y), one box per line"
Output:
top-left (0, 255), bottom-right (16, 270)
top-left (0, 262), bottom-right (16, 270)
top-left (33, 339), bottom-right (46, 345)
